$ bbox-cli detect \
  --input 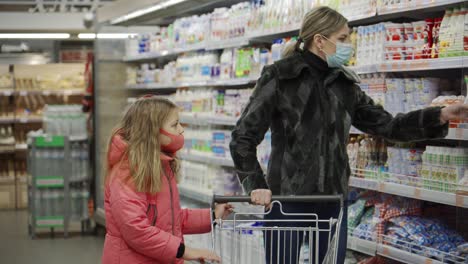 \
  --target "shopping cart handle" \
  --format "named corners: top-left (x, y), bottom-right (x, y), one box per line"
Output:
top-left (213, 195), bottom-right (344, 207)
